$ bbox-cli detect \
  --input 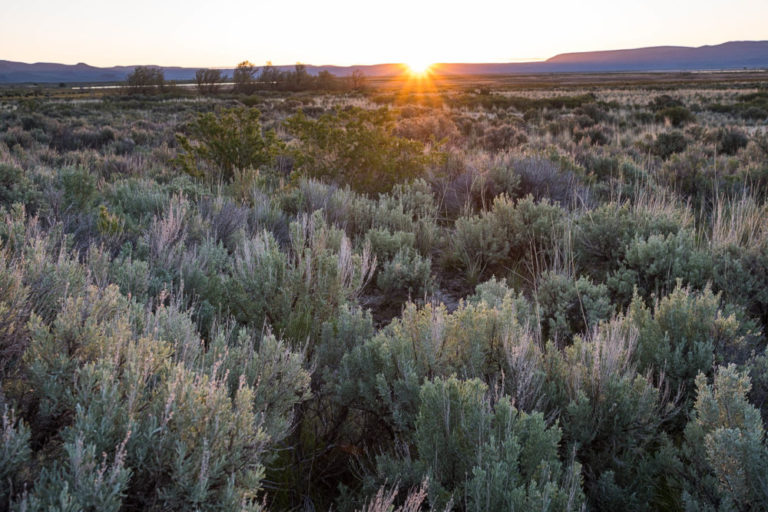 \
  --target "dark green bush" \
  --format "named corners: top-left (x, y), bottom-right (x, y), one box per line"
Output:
top-left (629, 283), bottom-right (759, 409)
top-left (0, 406), bottom-right (31, 511)
top-left (648, 95), bottom-right (684, 112)
top-left (651, 131), bottom-right (688, 159)
top-left (286, 108), bottom-right (435, 194)
top-left (717, 128), bottom-right (749, 155)
top-left (574, 202), bottom-right (685, 281)
top-left (375, 247), bottom-right (432, 301)
top-left (544, 319), bottom-right (678, 510)
top-left (176, 107), bottom-right (283, 183)
top-left (376, 376), bottom-right (585, 510)
top-left (0, 163), bottom-right (39, 210)
top-left (536, 272), bottom-right (613, 345)
top-left (608, 230), bottom-right (712, 306)
top-left (479, 124), bottom-right (528, 151)
top-left (449, 194), bottom-right (564, 286)
top-left (655, 106), bottom-right (694, 127)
